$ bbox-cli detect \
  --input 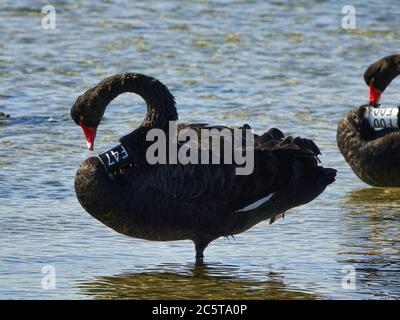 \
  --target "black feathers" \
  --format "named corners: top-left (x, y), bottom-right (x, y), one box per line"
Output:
top-left (73, 73), bottom-right (336, 258)
top-left (337, 106), bottom-right (400, 186)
